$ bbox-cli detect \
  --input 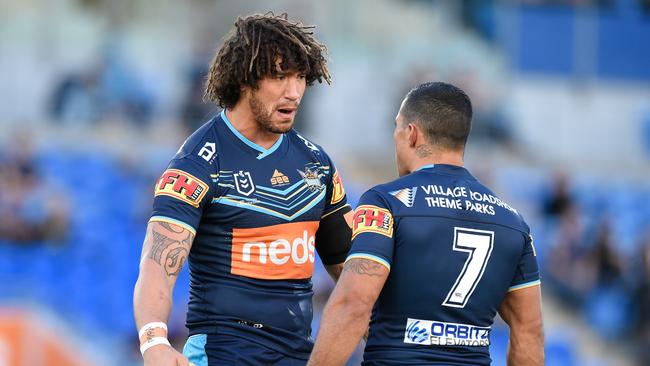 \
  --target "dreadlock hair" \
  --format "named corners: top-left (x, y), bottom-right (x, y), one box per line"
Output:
top-left (204, 12), bottom-right (331, 109)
